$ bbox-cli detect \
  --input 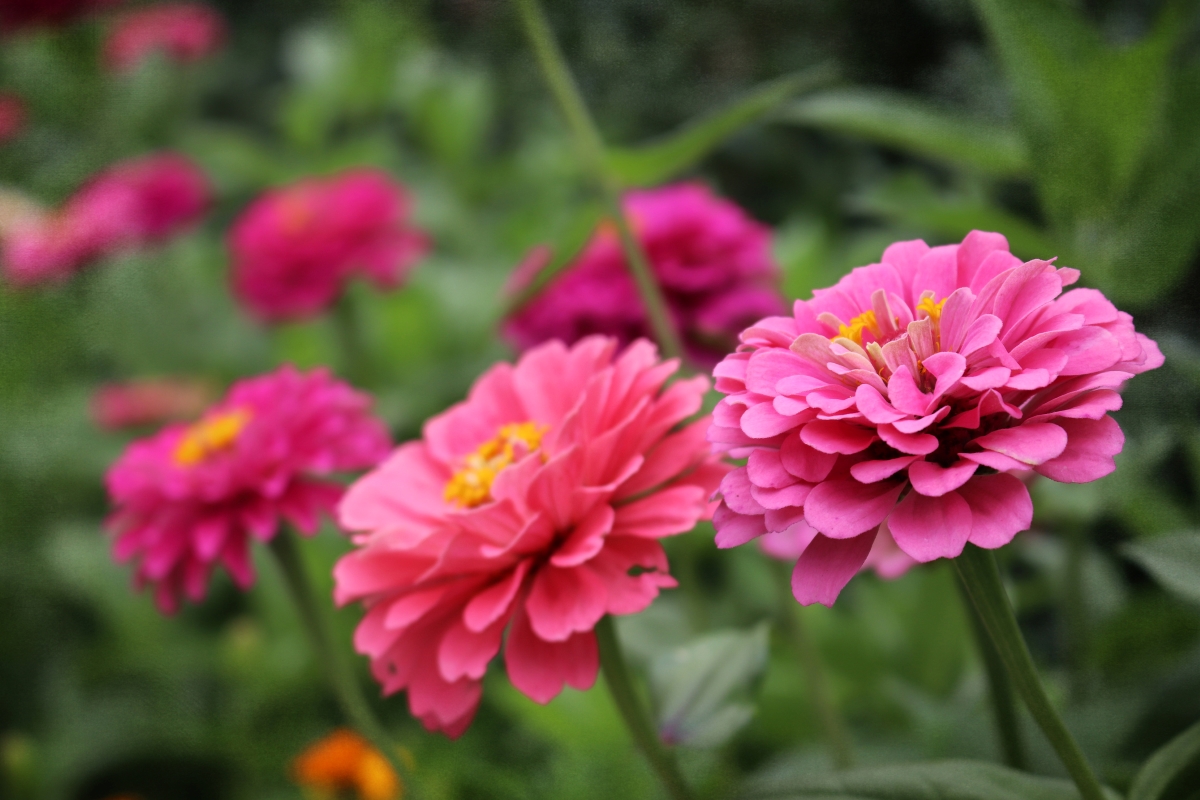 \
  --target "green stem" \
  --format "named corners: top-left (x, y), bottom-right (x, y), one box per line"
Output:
top-left (331, 293), bottom-right (373, 387)
top-left (1063, 523), bottom-right (1089, 701)
top-left (954, 571), bottom-right (1027, 769)
top-left (511, 0), bottom-right (685, 361)
top-left (269, 531), bottom-right (414, 792)
top-left (953, 544), bottom-right (1106, 800)
top-left (595, 616), bottom-right (694, 800)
